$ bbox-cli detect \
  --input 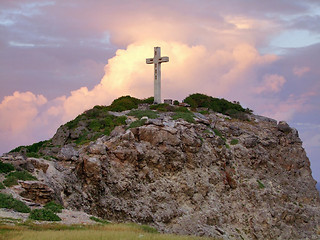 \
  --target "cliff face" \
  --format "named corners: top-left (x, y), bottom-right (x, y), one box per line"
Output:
top-left (2, 110), bottom-right (320, 239)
